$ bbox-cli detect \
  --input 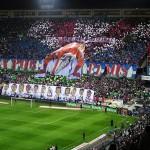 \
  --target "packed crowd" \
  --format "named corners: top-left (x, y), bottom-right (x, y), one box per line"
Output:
top-left (0, 69), bottom-right (149, 106)
top-left (0, 18), bottom-right (150, 103)
top-left (0, 17), bottom-right (149, 105)
top-left (0, 16), bottom-right (150, 150)
top-left (108, 113), bottom-right (150, 150)
top-left (0, 18), bottom-right (150, 65)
